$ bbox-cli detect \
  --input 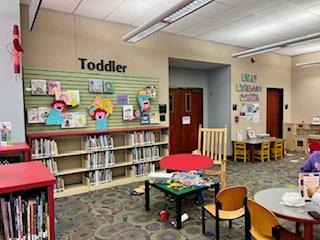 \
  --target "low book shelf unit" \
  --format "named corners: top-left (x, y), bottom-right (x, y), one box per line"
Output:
top-left (27, 126), bottom-right (169, 198)
top-left (0, 162), bottom-right (56, 240)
